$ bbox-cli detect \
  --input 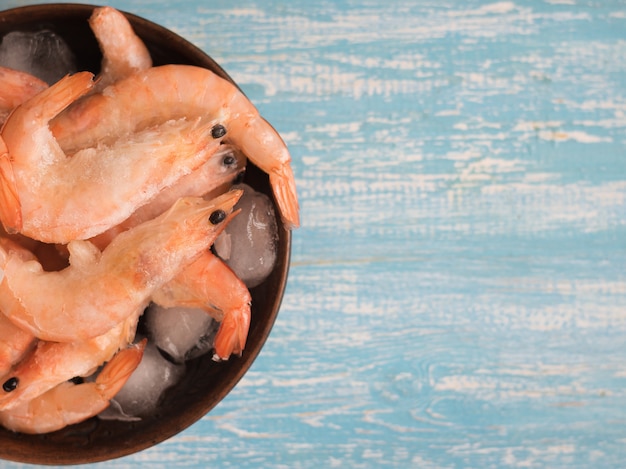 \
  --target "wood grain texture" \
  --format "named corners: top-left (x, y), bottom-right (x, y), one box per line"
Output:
top-left (1, 0), bottom-right (625, 467)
